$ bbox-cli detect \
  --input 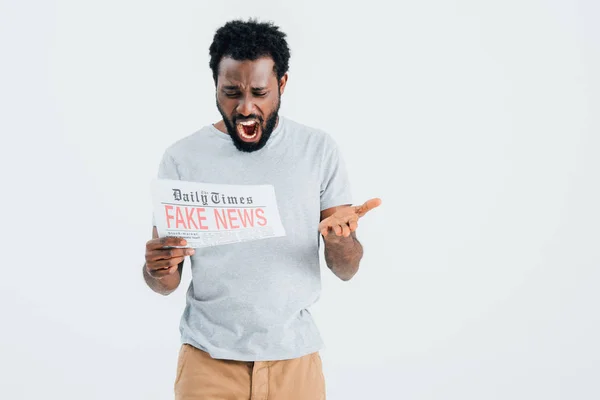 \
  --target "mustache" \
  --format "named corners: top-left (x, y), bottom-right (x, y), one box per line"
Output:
top-left (232, 115), bottom-right (264, 124)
